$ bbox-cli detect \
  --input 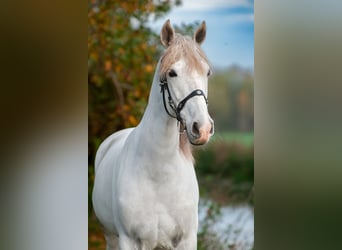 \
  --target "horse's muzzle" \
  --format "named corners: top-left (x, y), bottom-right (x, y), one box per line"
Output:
top-left (189, 119), bottom-right (214, 145)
